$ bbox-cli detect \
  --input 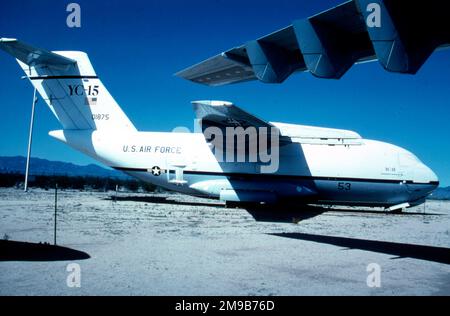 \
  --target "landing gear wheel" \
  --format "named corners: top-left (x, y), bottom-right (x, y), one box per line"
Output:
top-left (392, 208), bottom-right (404, 214)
